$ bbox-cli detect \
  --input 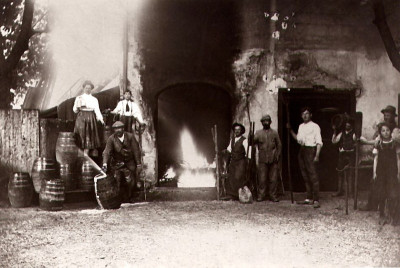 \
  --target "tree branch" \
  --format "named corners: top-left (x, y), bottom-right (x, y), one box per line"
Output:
top-left (2, 0), bottom-right (34, 75)
top-left (373, 0), bottom-right (400, 73)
